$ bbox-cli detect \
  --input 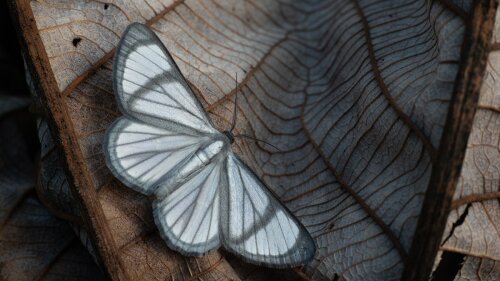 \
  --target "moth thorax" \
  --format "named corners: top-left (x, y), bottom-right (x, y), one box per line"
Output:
top-left (222, 131), bottom-right (235, 144)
